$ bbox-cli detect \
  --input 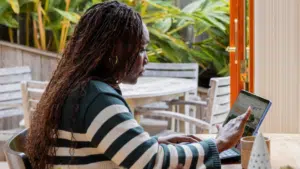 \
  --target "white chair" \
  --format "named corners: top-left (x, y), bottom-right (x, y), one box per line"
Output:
top-left (138, 76), bottom-right (230, 134)
top-left (135, 109), bottom-right (211, 136)
top-left (3, 129), bottom-right (32, 169)
top-left (20, 80), bottom-right (48, 128)
top-left (169, 76), bottom-right (230, 133)
top-left (142, 63), bottom-right (199, 93)
top-left (135, 63), bottom-right (199, 135)
top-left (203, 76), bottom-right (230, 133)
top-left (0, 66), bottom-right (31, 130)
